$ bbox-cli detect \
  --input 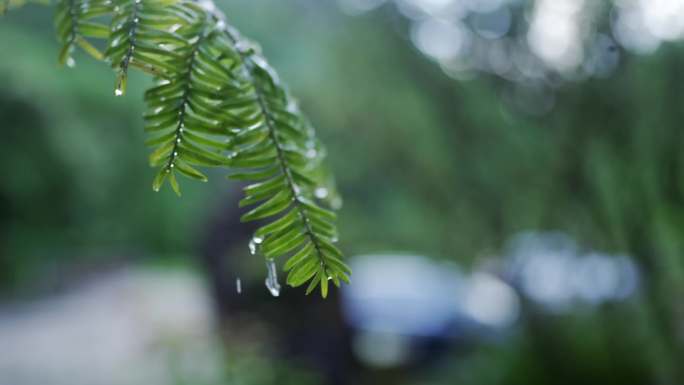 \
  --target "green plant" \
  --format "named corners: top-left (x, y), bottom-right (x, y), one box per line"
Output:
top-left (3, 0), bottom-right (350, 297)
